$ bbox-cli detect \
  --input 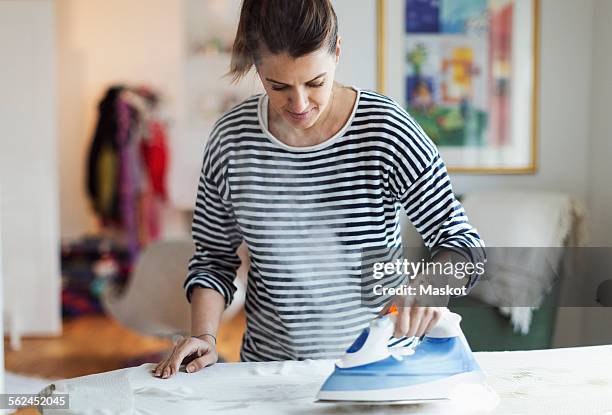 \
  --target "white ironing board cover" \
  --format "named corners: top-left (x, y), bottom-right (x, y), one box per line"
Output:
top-left (41, 345), bottom-right (612, 415)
